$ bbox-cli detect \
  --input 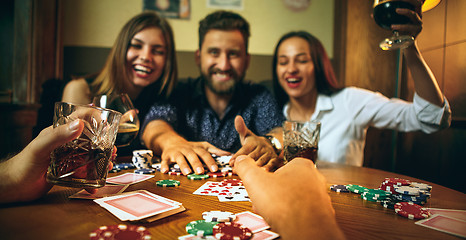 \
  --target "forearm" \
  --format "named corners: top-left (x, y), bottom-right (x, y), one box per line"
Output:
top-left (142, 120), bottom-right (187, 156)
top-left (0, 156), bottom-right (22, 203)
top-left (404, 42), bottom-right (444, 107)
